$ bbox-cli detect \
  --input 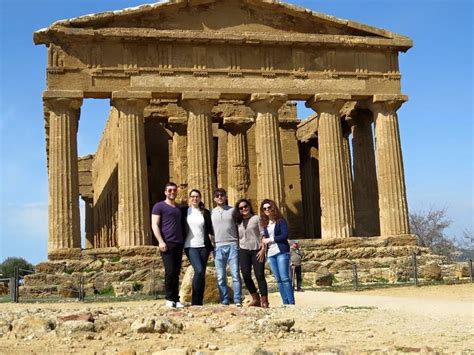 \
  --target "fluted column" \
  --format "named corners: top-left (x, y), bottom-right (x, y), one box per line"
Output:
top-left (167, 118), bottom-right (188, 205)
top-left (307, 94), bottom-right (352, 239)
top-left (347, 111), bottom-right (380, 236)
top-left (83, 197), bottom-right (94, 248)
top-left (180, 92), bottom-right (220, 209)
top-left (224, 117), bottom-right (252, 205)
top-left (44, 97), bottom-right (82, 254)
top-left (112, 93), bottom-right (151, 247)
top-left (370, 95), bottom-right (410, 236)
top-left (248, 93), bottom-right (287, 209)
top-left (342, 122), bottom-right (355, 233)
